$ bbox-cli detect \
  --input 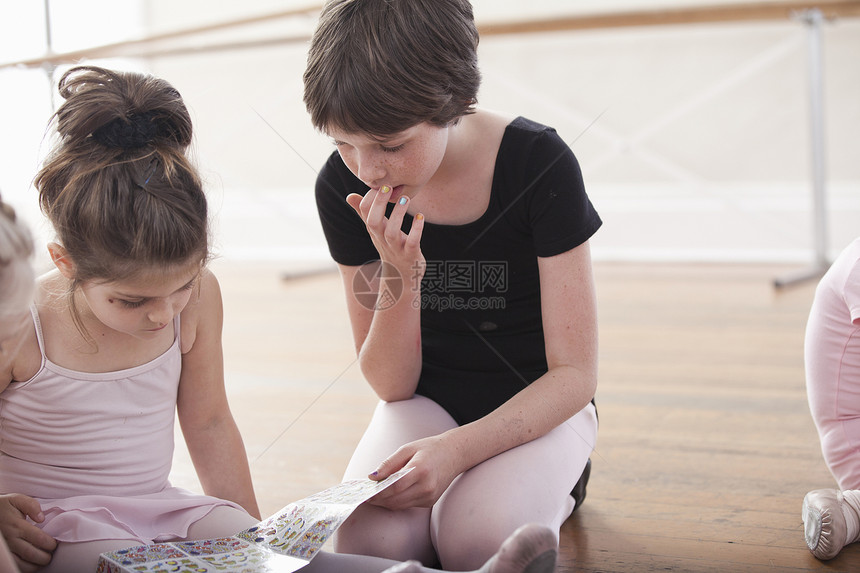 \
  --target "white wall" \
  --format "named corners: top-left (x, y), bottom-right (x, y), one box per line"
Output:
top-left (1, 1), bottom-right (857, 270)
